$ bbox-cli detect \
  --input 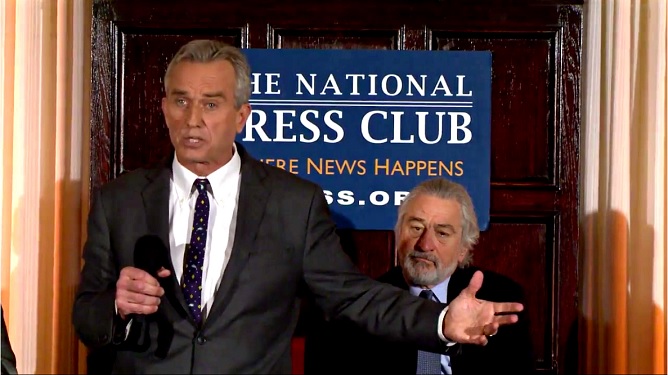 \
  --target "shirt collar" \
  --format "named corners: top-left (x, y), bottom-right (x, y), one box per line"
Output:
top-left (409, 275), bottom-right (451, 304)
top-left (171, 143), bottom-right (241, 201)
